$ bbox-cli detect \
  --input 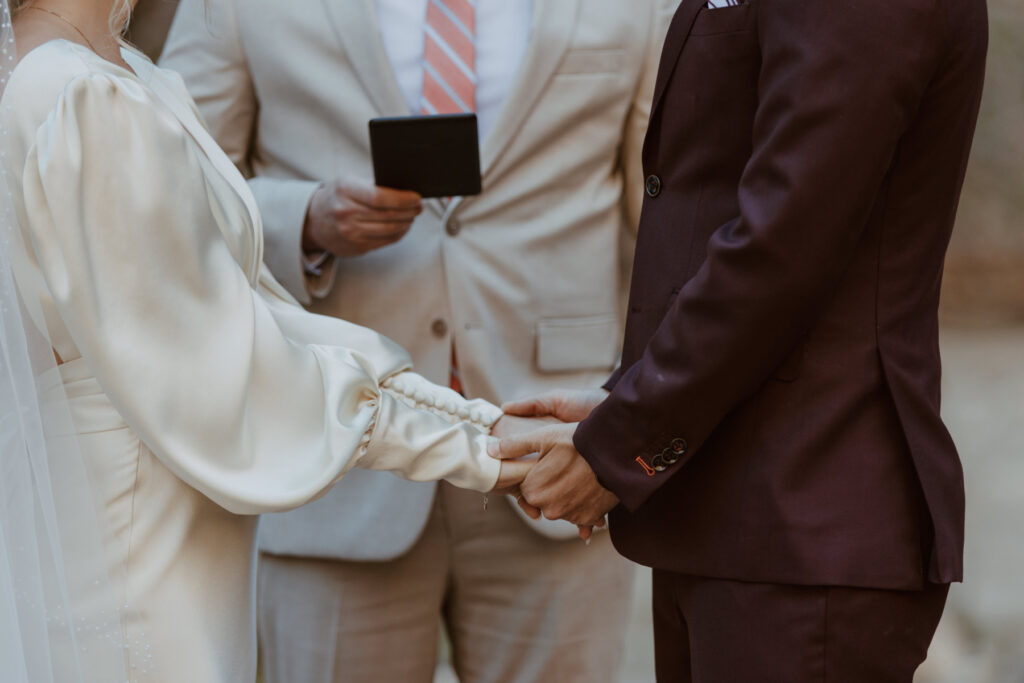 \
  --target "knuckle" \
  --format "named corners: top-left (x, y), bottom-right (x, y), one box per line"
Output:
top-left (545, 503), bottom-right (566, 519)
